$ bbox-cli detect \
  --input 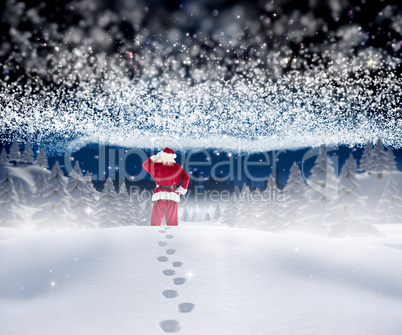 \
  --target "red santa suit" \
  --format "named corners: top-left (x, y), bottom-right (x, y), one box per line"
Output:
top-left (142, 147), bottom-right (190, 226)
